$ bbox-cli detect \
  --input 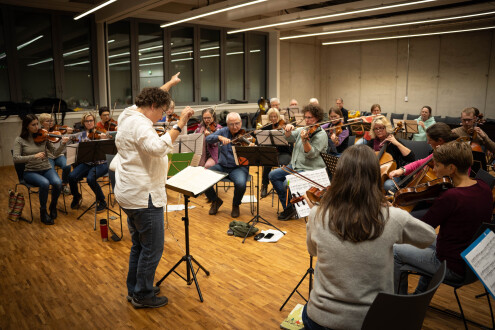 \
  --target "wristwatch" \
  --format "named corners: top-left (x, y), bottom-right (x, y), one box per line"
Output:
top-left (172, 124), bottom-right (182, 133)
